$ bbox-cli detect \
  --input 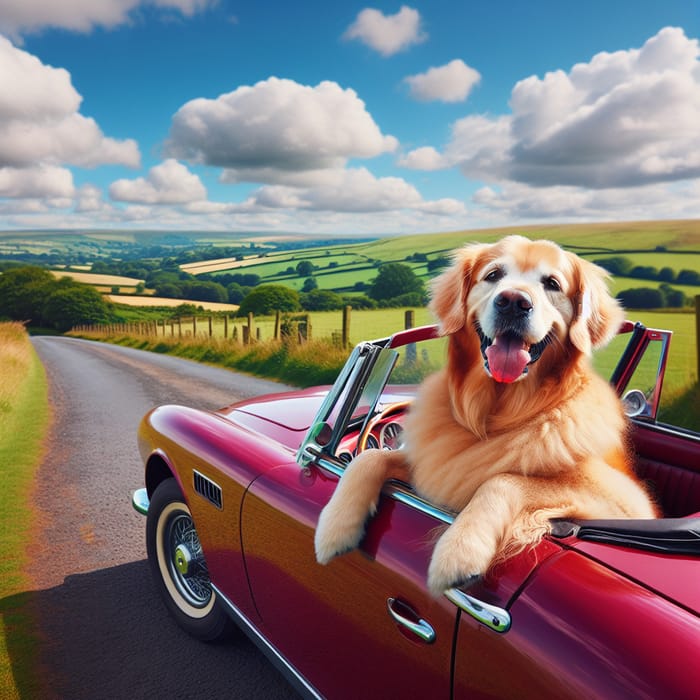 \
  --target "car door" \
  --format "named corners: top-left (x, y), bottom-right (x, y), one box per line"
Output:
top-left (241, 460), bottom-right (459, 700)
